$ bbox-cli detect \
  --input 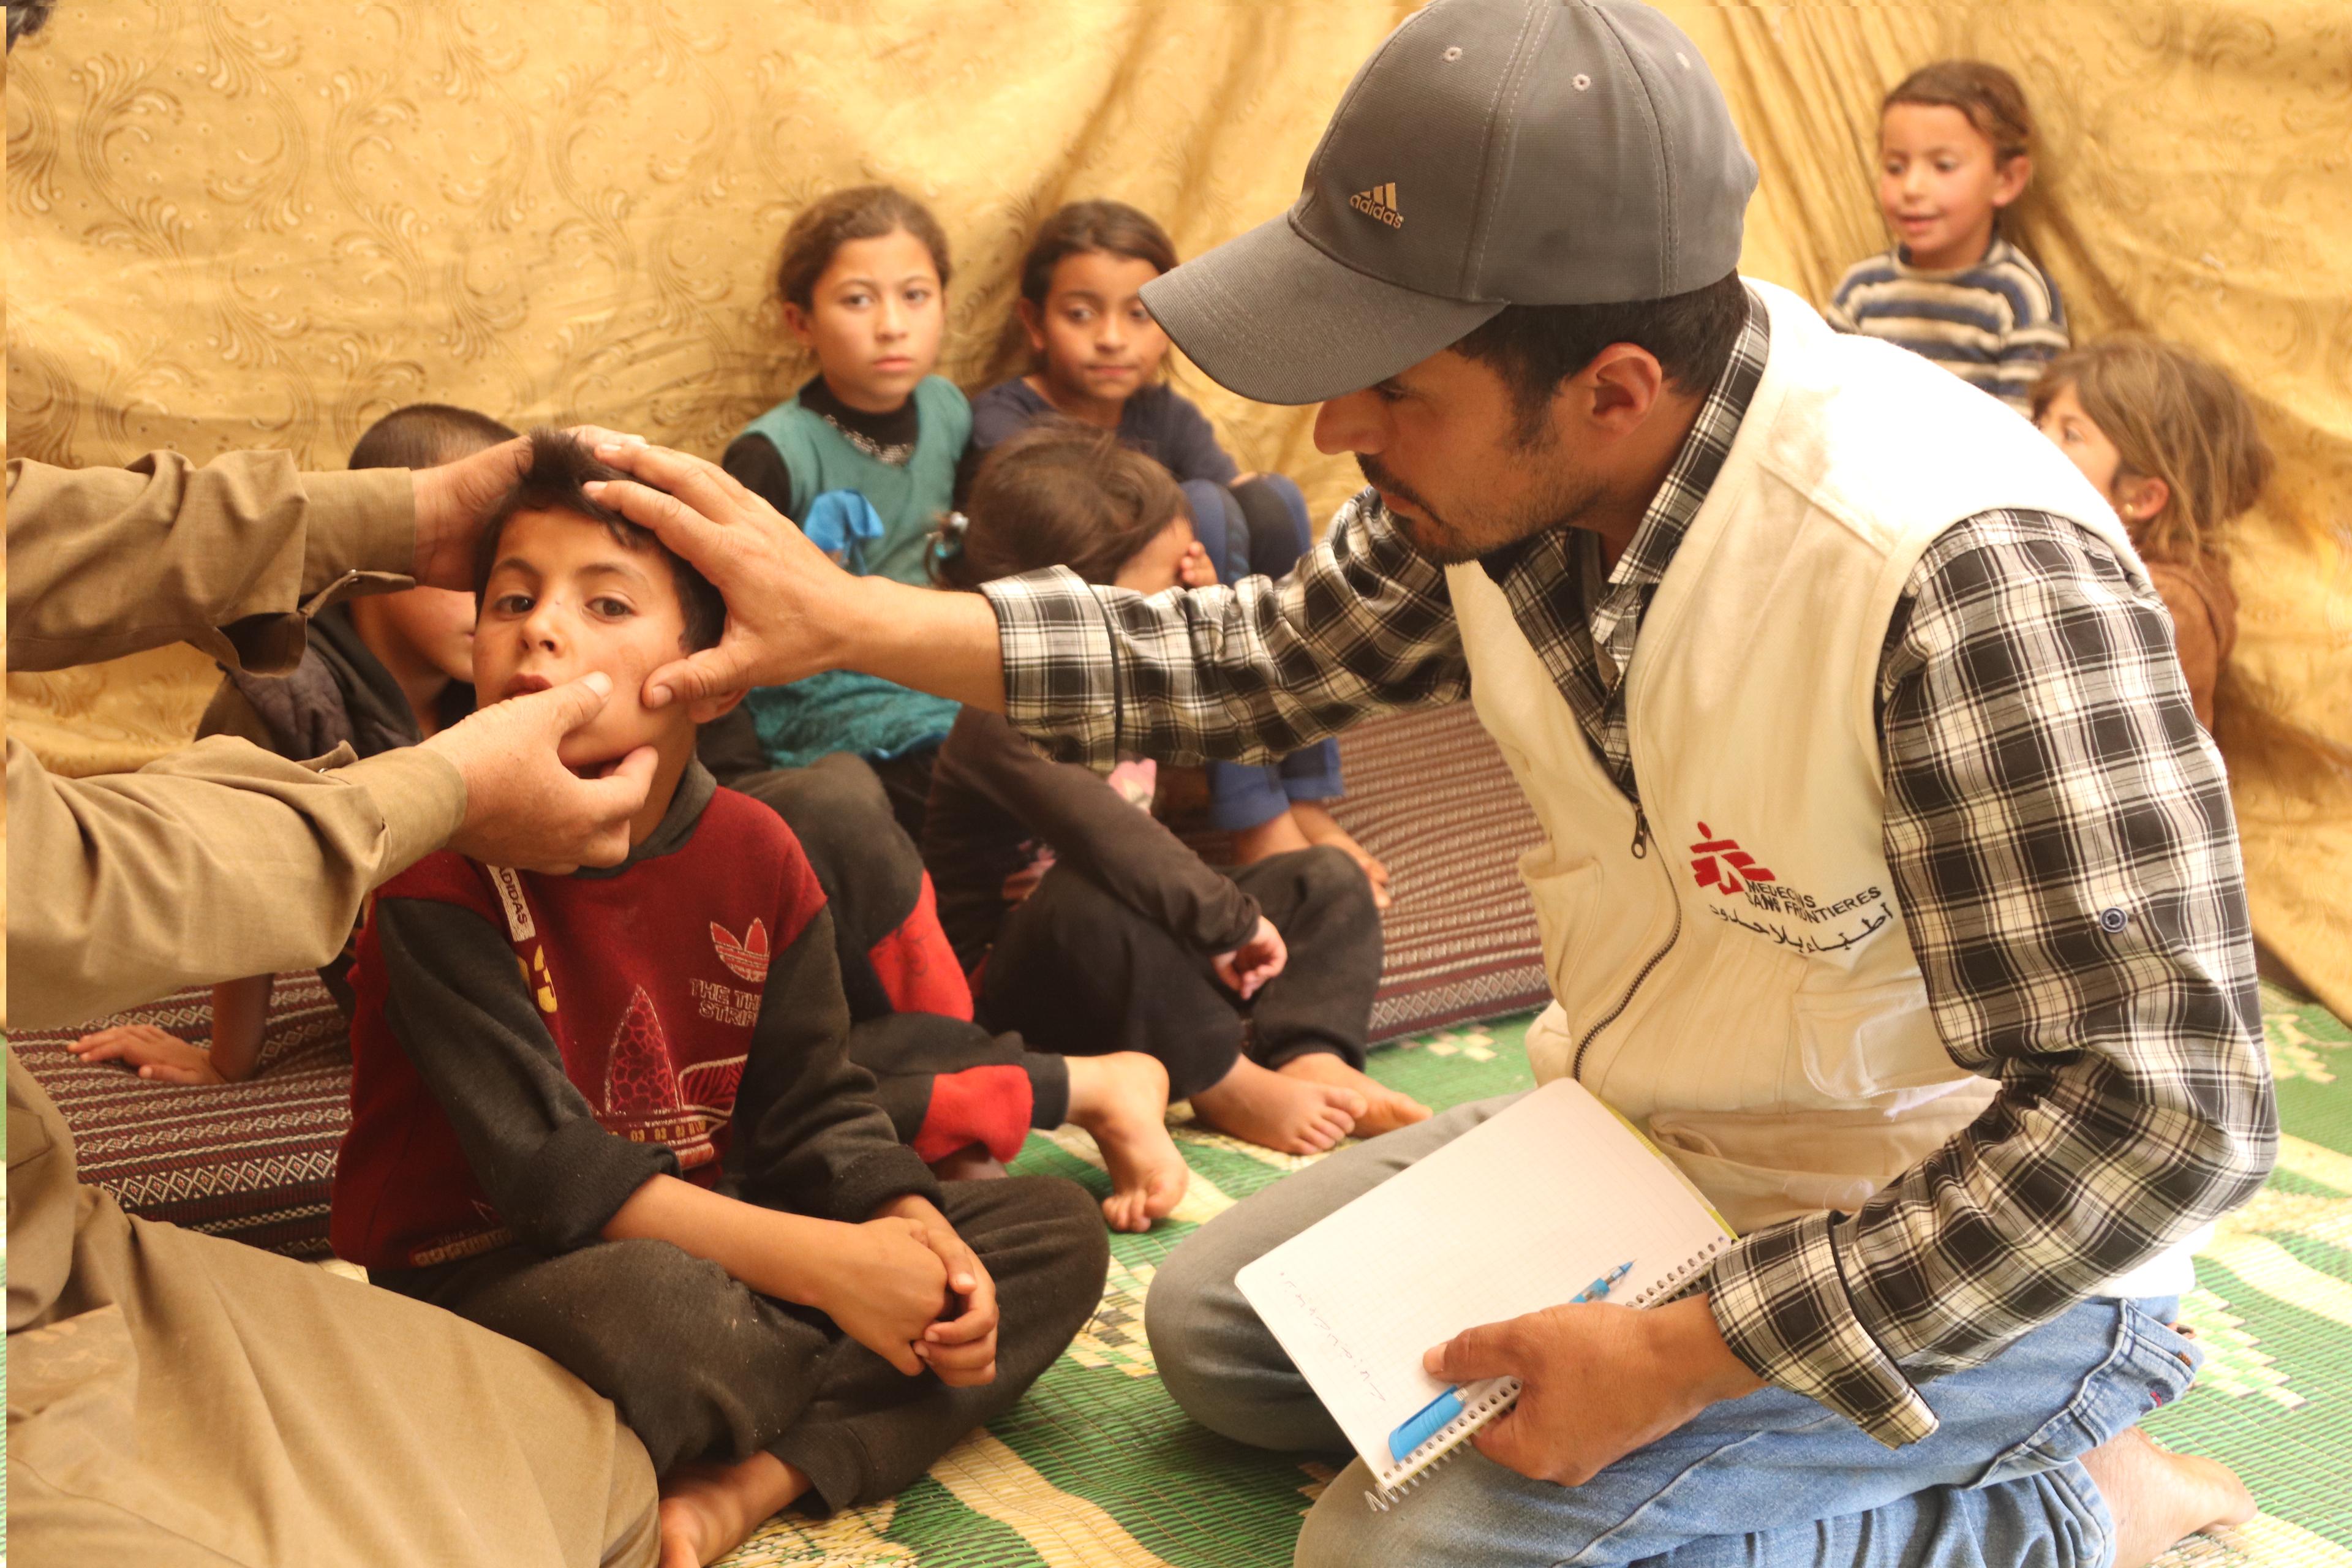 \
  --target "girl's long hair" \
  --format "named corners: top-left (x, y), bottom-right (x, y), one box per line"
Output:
top-left (932, 423), bottom-right (1185, 590)
top-left (2034, 337), bottom-right (2349, 796)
